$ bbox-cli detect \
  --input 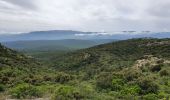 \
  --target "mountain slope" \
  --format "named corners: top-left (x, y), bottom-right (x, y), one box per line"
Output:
top-left (53, 38), bottom-right (170, 71)
top-left (49, 38), bottom-right (170, 99)
top-left (1, 38), bottom-right (170, 99)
